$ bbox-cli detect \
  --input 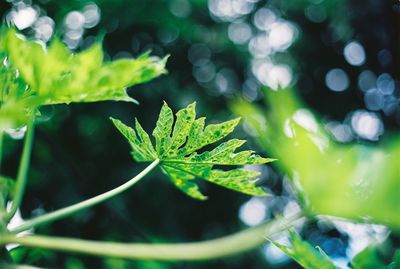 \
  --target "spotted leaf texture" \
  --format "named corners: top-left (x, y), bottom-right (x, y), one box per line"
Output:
top-left (111, 102), bottom-right (274, 200)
